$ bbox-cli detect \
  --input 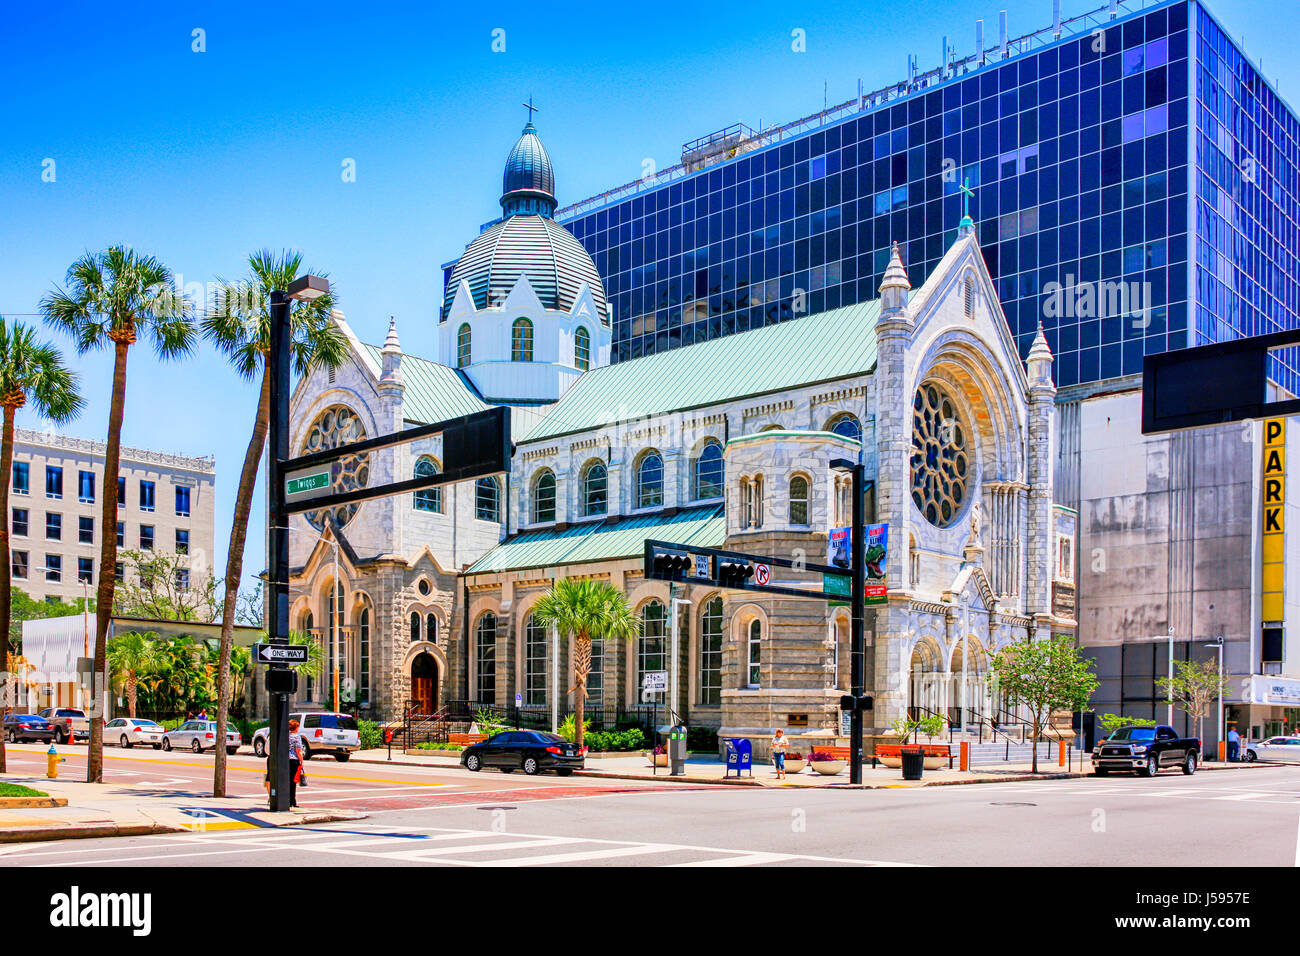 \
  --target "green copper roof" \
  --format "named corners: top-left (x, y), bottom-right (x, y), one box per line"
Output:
top-left (361, 345), bottom-right (491, 425)
top-left (465, 505), bottom-right (724, 575)
top-left (522, 299), bottom-right (880, 443)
